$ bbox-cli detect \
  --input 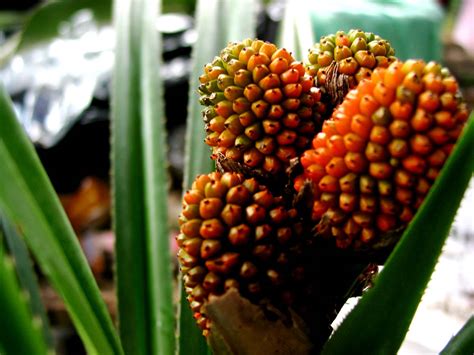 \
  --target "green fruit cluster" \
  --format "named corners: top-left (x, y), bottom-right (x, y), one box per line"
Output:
top-left (307, 29), bottom-right (396, 88)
